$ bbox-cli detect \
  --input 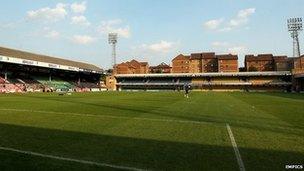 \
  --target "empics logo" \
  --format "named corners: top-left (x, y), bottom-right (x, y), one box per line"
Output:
top-left (285, 165), bottom-right (303, 169)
